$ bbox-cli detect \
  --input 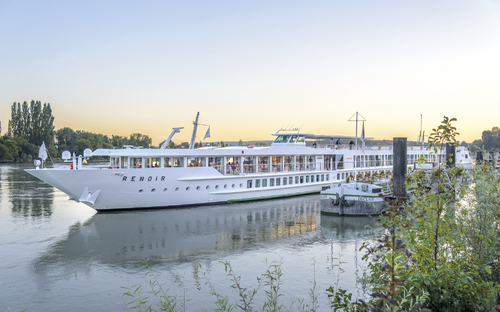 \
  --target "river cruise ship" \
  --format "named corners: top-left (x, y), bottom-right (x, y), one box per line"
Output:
top-left (25, 128), bottom-right (472, 211)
